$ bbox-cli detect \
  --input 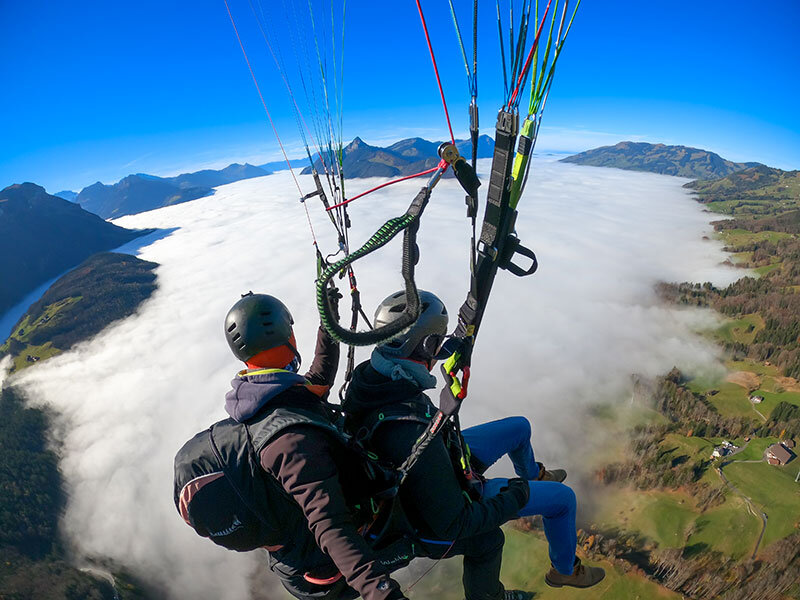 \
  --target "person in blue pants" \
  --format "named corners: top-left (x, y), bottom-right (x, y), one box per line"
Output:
top-left (462, 417), bottom-right (603, 587)
top-left (344, 289), bottom-right (606, 591)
